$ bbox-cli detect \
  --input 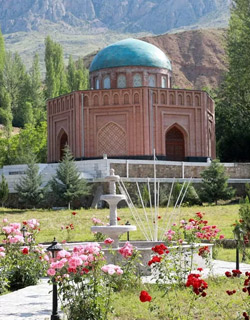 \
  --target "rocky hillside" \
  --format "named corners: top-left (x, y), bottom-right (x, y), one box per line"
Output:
top-left (0, 0), bottom-right (230, 34)
top-left (84, 28), bottom-right (227, 89)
